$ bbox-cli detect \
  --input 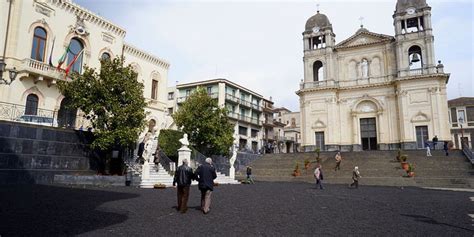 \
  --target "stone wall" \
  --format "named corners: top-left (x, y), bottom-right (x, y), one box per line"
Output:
top-left (0, 121), bottom-right (96, 184)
